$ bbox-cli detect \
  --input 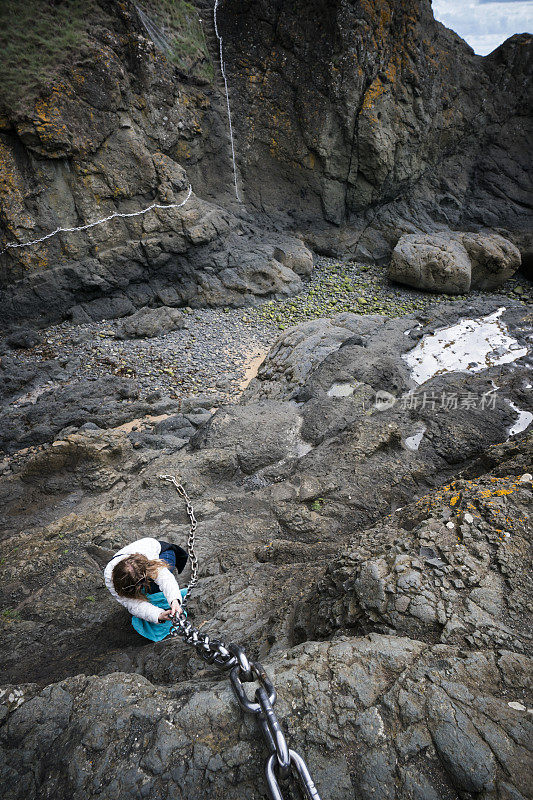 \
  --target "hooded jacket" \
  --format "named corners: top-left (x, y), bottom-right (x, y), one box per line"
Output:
top-left (104, 537), bottom-right (187, 624)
